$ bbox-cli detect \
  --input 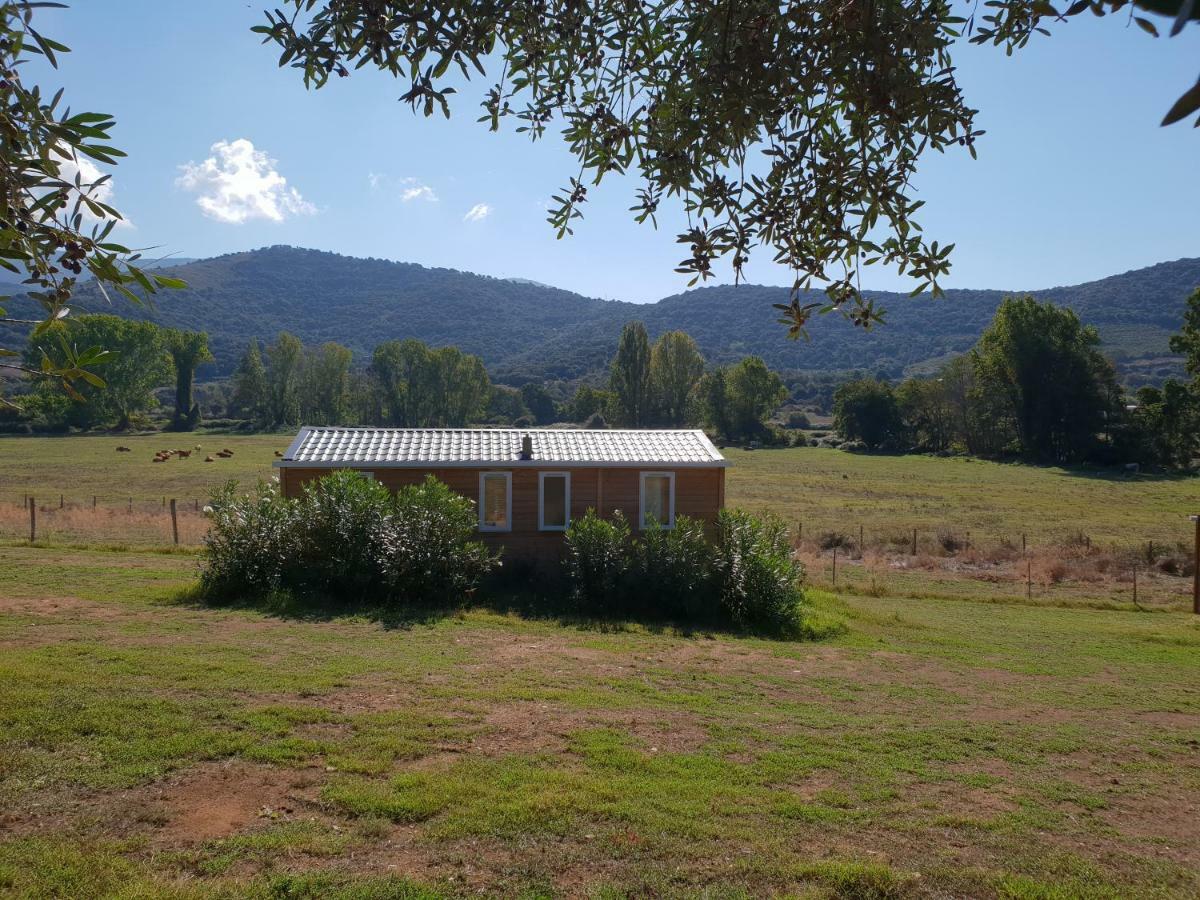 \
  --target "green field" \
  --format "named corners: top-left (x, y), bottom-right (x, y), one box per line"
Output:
top-left (2, 436), bottom-right (1200, 897)
top-left (1, 545), bottom-right (1198, 897)
top-left (3, 435), bottom-right (1199, 546)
